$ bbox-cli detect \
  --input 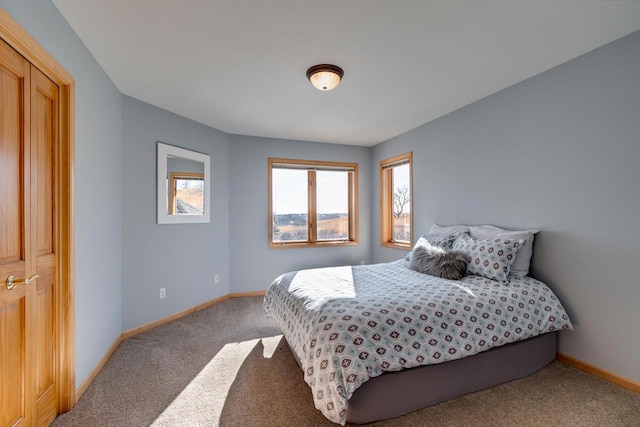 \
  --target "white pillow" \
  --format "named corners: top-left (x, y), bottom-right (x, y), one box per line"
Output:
top-left (428, 224), bottom-right (470, 237)
top-left (404, 234), bottom-right (456, 261)
top-left (469, 225), bottom-right (539, 277)
top-left (415, 234), bottom-right (457, 250)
